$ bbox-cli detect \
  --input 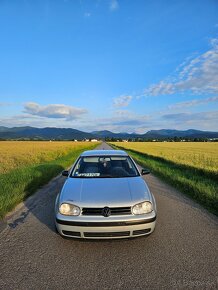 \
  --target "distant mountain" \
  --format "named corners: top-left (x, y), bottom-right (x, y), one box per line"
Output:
top-left (0, 127), bottom-right (94, 140)
top-left (91, 130), bottom-right (115, 137)
top-left (0, 127), bottom-right (217, 140)
top-left (92, 129), bottom-right (218, 139)
top-left (0, 126), bottom-right (9, 132)
top-left (143, 129), bottom-right (218, 139)
top-left (92, 130), bottom-right (140, 139)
